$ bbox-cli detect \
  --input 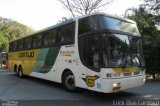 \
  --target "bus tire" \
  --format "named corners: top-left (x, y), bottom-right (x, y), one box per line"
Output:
top-left (18, 66), bottom-right (23, 78)
top-left (14, 65), bottom-right (18, 76)
top-left (62, 71), bottom-right (76, 92)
